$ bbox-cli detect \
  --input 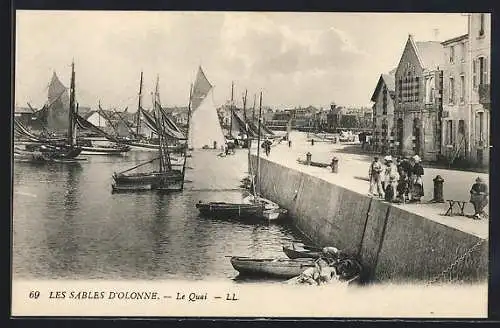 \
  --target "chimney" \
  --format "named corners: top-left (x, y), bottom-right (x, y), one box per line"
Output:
top-left (433, 28), bottom-right (440, 41)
